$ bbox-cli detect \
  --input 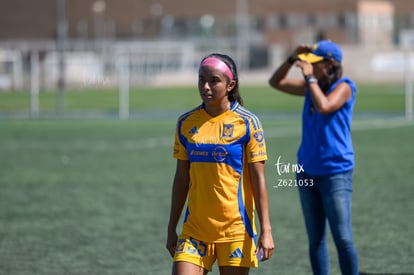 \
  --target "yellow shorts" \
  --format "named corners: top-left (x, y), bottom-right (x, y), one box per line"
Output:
top-left (173, 234), bottom-right (258, 271)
